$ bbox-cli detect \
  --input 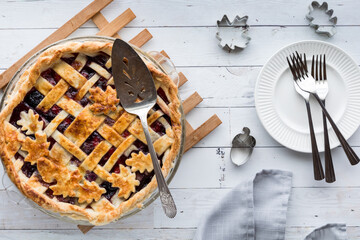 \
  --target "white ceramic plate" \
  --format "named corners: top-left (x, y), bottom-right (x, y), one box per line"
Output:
top-left (255, 40), bottom-right (360, 153)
